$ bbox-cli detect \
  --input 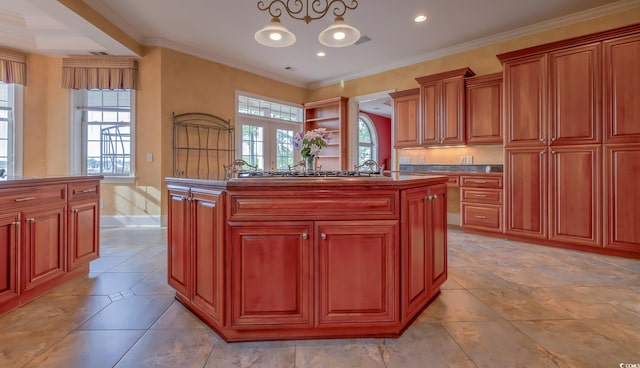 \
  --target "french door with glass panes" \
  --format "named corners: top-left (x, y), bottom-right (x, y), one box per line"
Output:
top-left (237, 117), bottom-right (302, 171)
